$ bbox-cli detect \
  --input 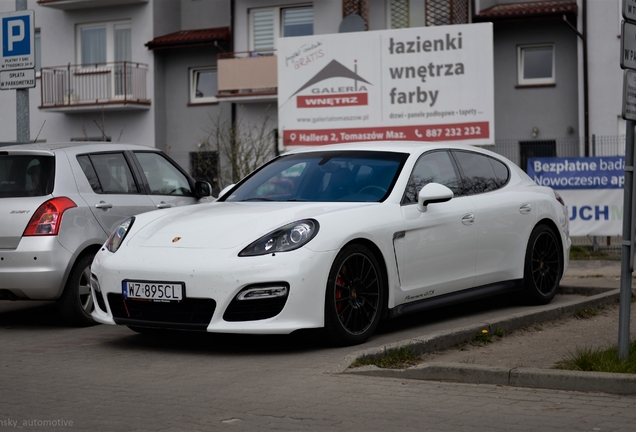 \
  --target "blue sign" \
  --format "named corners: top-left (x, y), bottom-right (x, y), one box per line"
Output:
top-left (527, 156), bottom-right (625, 190)
top-left (0, 10), bottom-right (34, 71)
top-left (2, 15), bottom-right (30, 56)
